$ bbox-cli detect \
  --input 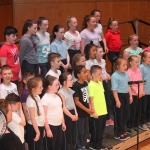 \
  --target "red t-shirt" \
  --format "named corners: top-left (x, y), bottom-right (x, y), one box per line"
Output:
top-left (0, 43), bottom-right (20, 81)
